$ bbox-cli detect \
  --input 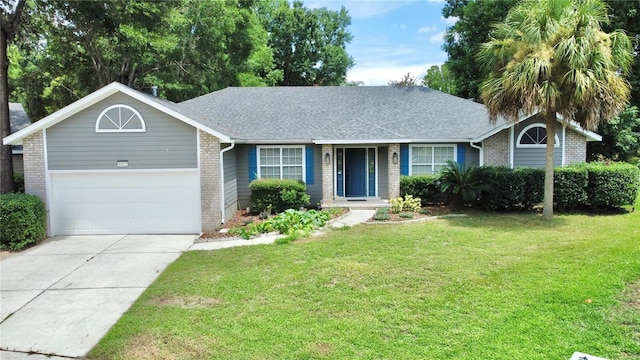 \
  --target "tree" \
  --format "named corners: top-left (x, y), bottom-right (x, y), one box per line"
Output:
top-left (588, 106), bottom-right (640, 162)
top-left (422, 64), bottom-right (456, 94)
top-left (258, 0), bottom-right (354, 86)
top-left (388, 72), bottom-right (418, 87)
top-left (0, 0), bottom-right (26, 194)
top-left (478, 0), bottom-right (633, 220)
top-left (442, 0), bottom-right (517, 101)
